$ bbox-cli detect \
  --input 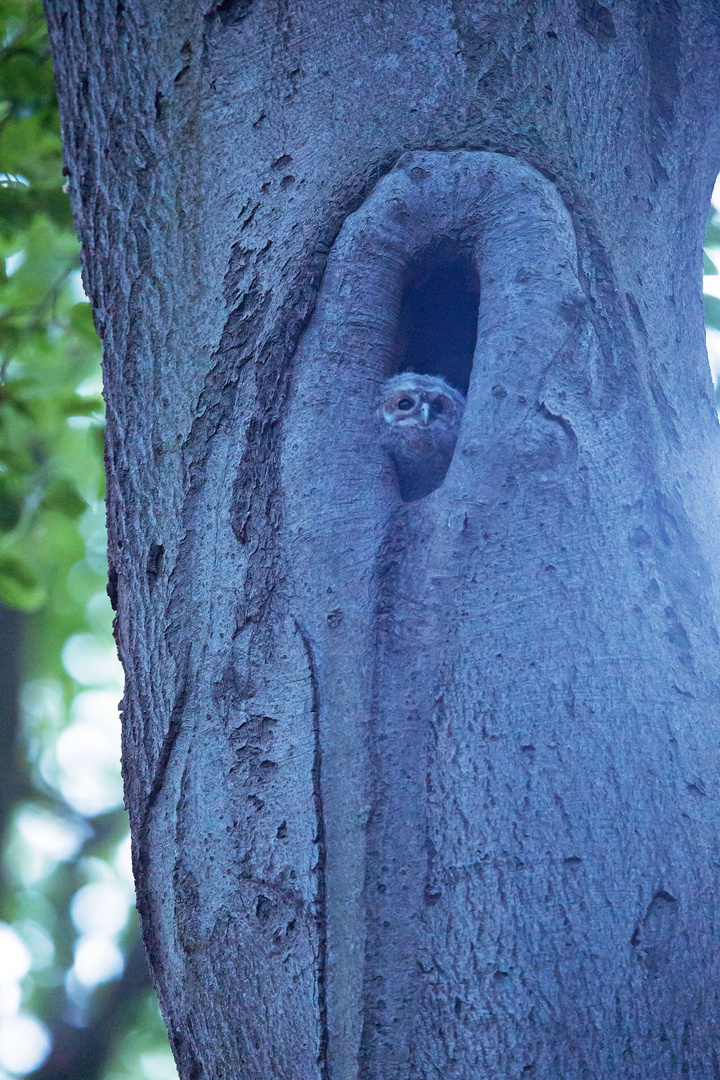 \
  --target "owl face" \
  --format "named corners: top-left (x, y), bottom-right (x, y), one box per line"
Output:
top-left (378, 373), bottom-right (465, 501)
top-left (379, 373), bottom-right (464, 431)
